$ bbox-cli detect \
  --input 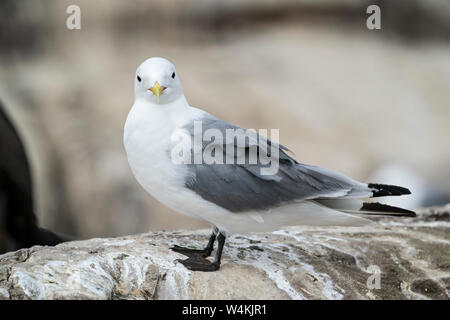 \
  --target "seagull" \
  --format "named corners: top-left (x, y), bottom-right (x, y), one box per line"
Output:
top-left (124, 57), bottom-right (415, 272)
